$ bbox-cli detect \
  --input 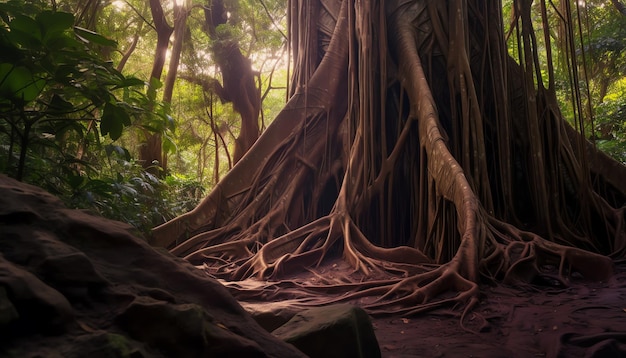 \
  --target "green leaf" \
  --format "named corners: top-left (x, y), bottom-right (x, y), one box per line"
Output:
top-left (35, 11), bottom-right (76, 48)
top-left (48, 94), bottom-right (73, 112)
top-left (163, 134), bottom-right (177, 154)
top-left (83, 179), bottom-right (114, 199)
top-left (101, 102), bottom-right (131, 140)
top-left (74, 26), bottom-right (117, 47)
top-left (113, 76), bottom-right (146, 89)
top-left (105, 144), bottom-right (131, 161)
top-left (67, 173), bottom-right (84, 189)
top-left (37, 11), bottom-right (74, 34)
top-left (9, 15), bottom-right (41, 48)
top-left (0, 63), bottom-right (45, 103)
top-left (165, 114), bottom-right (176, 131)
